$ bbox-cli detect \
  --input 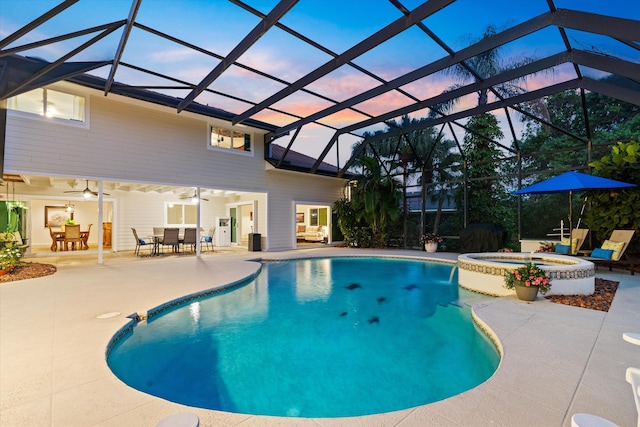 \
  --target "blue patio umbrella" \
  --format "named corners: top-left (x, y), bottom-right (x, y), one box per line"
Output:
top-left (513, 171), bottom-right (637, 238)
